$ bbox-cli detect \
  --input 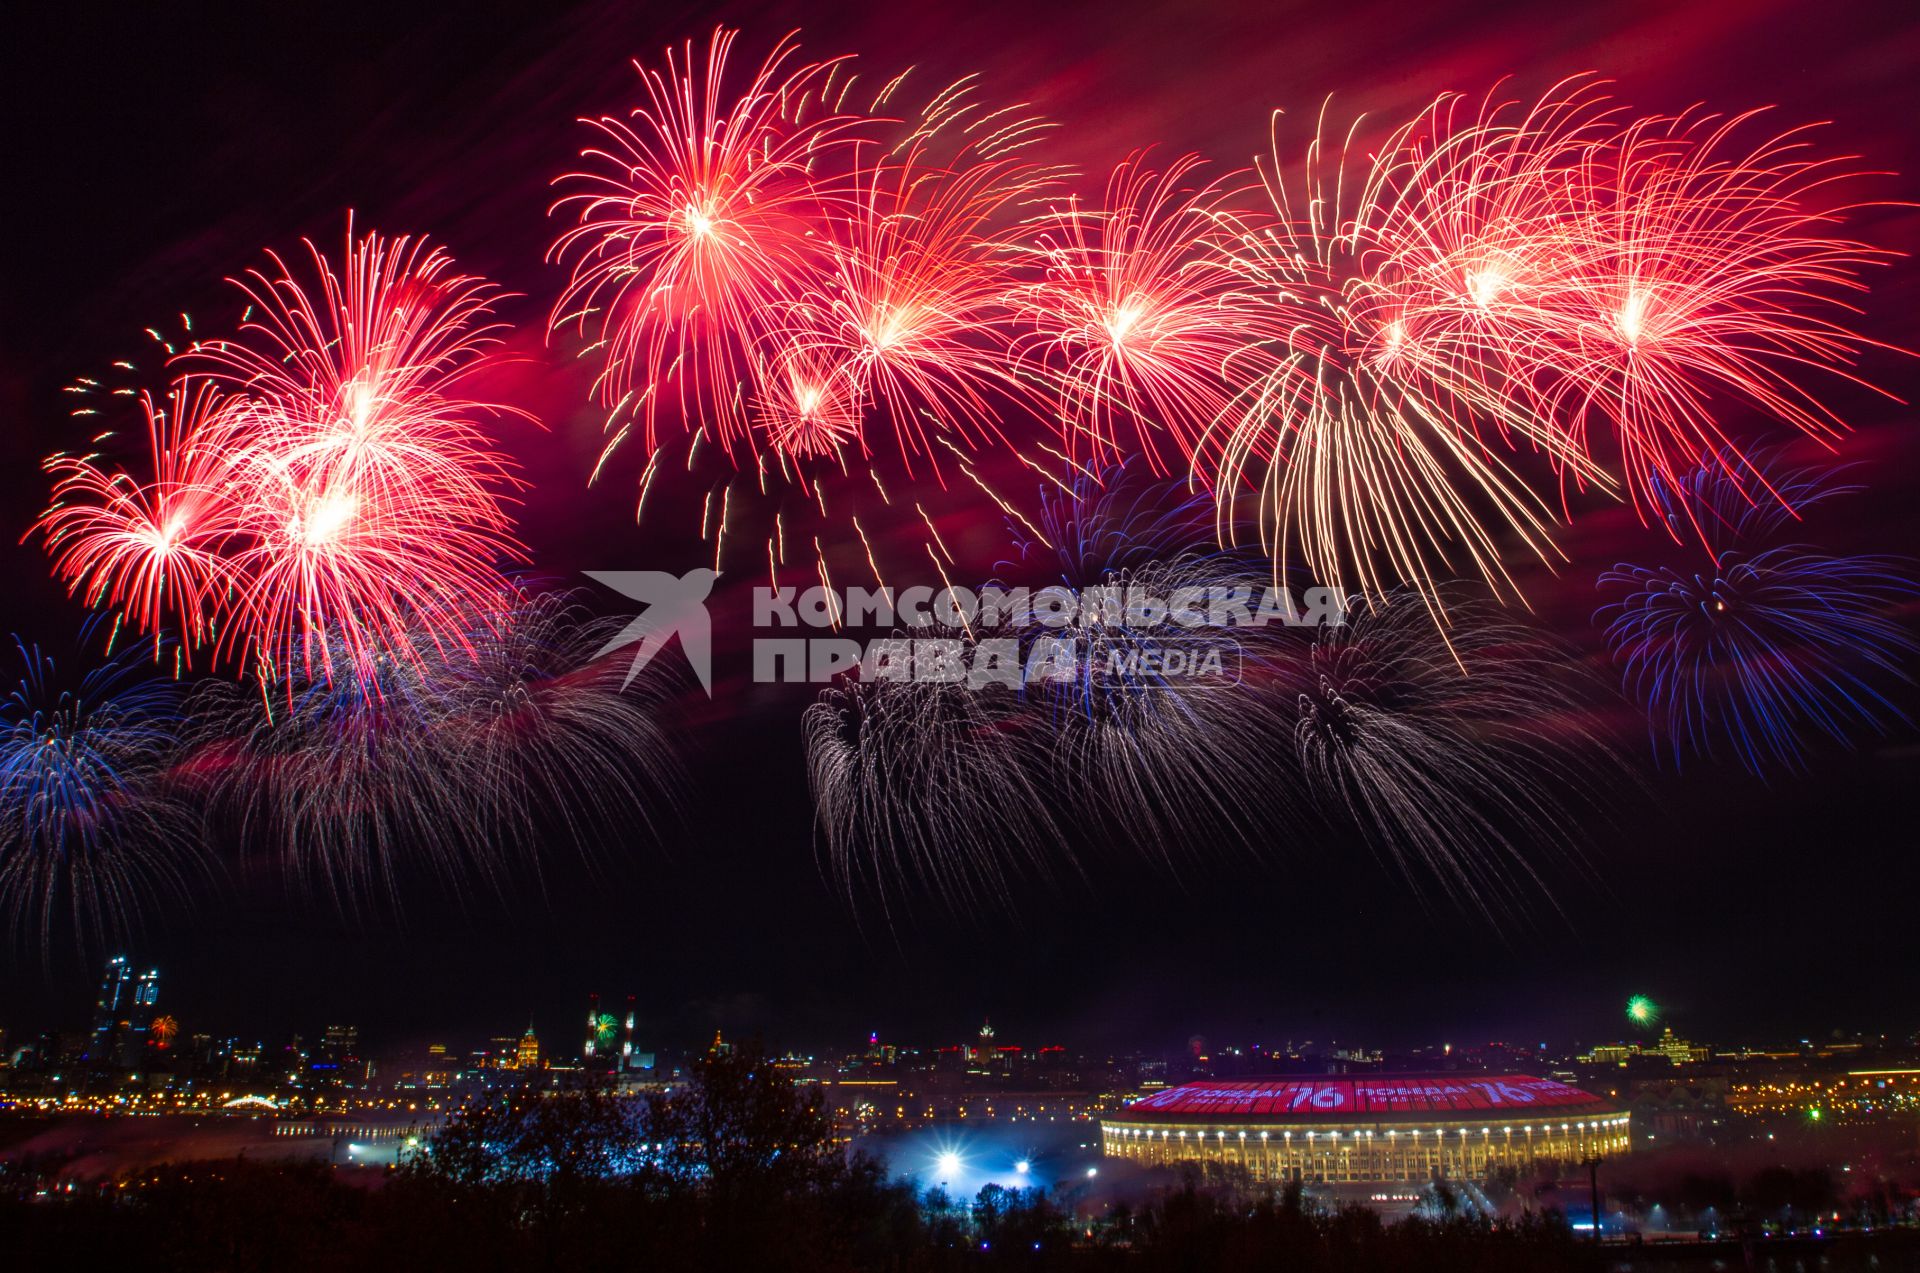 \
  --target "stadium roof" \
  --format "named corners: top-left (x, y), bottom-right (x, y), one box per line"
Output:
top-left (1113, 1075), bottom-right (1614, 1123)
